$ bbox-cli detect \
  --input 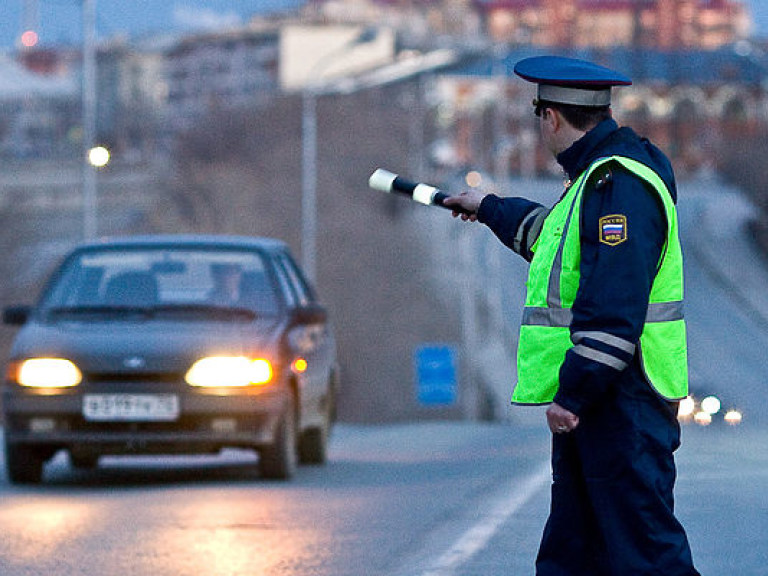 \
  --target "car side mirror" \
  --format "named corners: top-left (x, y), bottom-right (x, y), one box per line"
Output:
top-left (3, 305), bottom-right (33, 326)
top-left (292, 303), bottom-right (327, 325)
